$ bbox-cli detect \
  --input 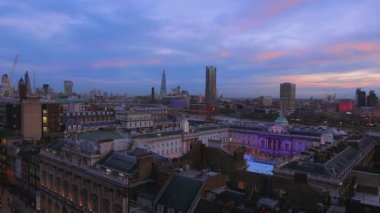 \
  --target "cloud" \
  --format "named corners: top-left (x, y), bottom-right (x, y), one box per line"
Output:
top-left (325, 41), bottom-right (380, 55)
top-left (254, 50), bottom-right (288, 62)
top-left (90, 58), bottom-right (163, 69)
top-left (237, 0), bottom-right (303, 30)
top-left (266, 68), bottom-right (380, 89)
top-left (0, 12), bottom-right (86, 40)
top-left (220, 50), bottom-right (232, 58)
